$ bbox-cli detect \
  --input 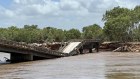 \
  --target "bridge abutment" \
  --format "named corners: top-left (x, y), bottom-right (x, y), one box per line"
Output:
top-left (10, 53), bottom-right (33, 62)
